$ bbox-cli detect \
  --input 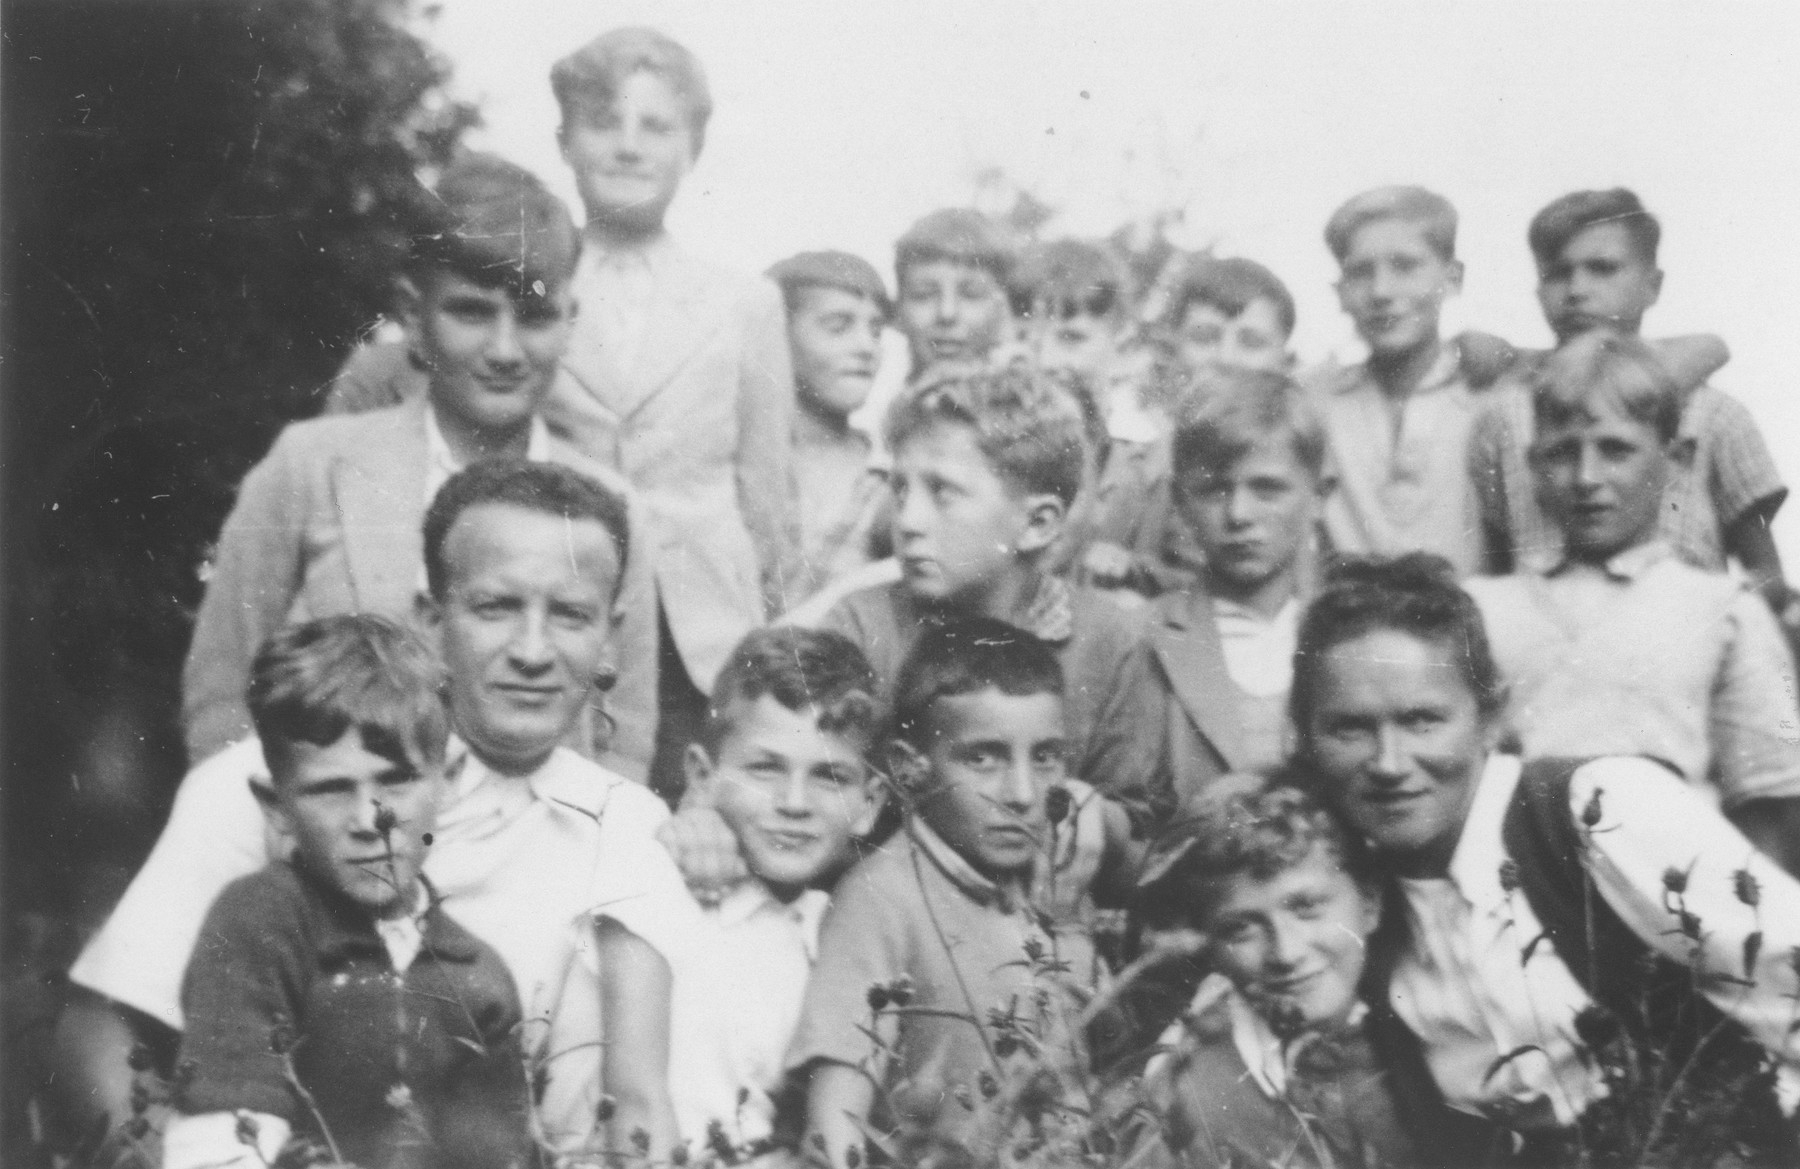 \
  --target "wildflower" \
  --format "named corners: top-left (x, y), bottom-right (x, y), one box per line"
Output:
top-left (888, 975), bottom-right (915, 1007)
top-left (995, 1033), bottom-right (1020, 1058)
top-left (1735, 868), bottom-right (1762, 908)
top-left (1022, 936), bottom-right (1045, 964)
top-left (1580, 787), bottom-right (1605, 828)
top-left (123, 1115), bottom-right (152, 1141)
top-left (979, 1069), bottom-right (1000, 1099)
top-left (630, 1127), bottom-right (651, 1154)
top-left (866, 985), bottom-right (890, 1012)
top-left (670, 1143), bottom-right (690, 1166)
top-left (595, 1094), bottom-right (616, 1123)
top-left (1677, 908), bottom-right (1703, 942)
top-left (1572, 1005), bottom-right (1621, 1053)
top-left (129, 1081), bottom-right (150, 1116)
top-left (845, 1144), bottom-right (862, 1169)
top-left (1662, 866), bottom-right (1689, 896)
top-left (373, 801), bottom-right (398, 837)
top-left (235, 1111), bottom-right (262, 1146)
top-left (1045, 785), bottom-right (1073, 825)
top-left (269, 1019), bottom-right (297, 1055)
top-left (174, 1058), bottom-right (199, 1090)
top-left (1498, 859), bottom-right (1520, 894)
top-left (385, 1083), bottom-right (413, 1112)
top-left (127, 1042), bottom-right (154, 1073)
